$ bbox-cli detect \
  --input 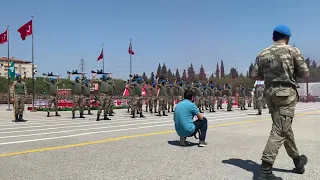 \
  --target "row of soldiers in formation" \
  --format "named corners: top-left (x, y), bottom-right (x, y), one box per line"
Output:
top-left (10, 73), bottom-right (267, 122)
top-left (125, 75), bottom-right (267, 118)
